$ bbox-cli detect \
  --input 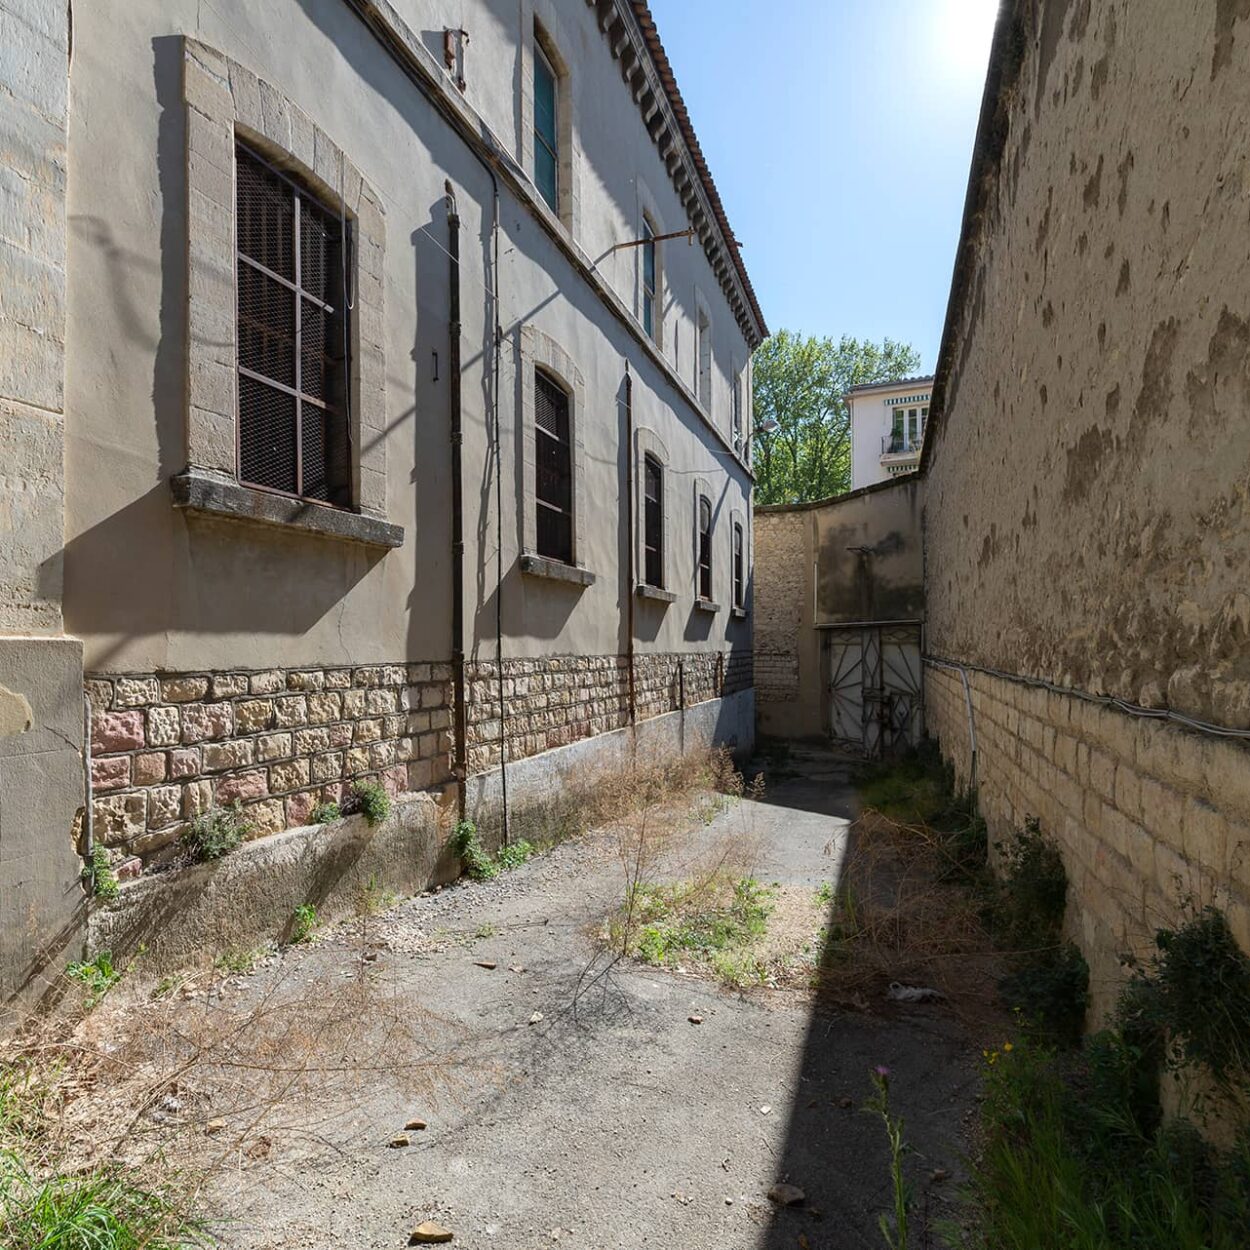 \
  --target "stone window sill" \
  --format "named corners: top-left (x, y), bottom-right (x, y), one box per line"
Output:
top-left (171, 470), bottom-right (404, 549)
top-left (519, 552), bottom-right (596, 587)
top-left (731, 606), bottom-right (748, 619)
top-left (636, 583), bottom-right (677, 604)
top-left (694, 597), bottom-right (722, 614)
